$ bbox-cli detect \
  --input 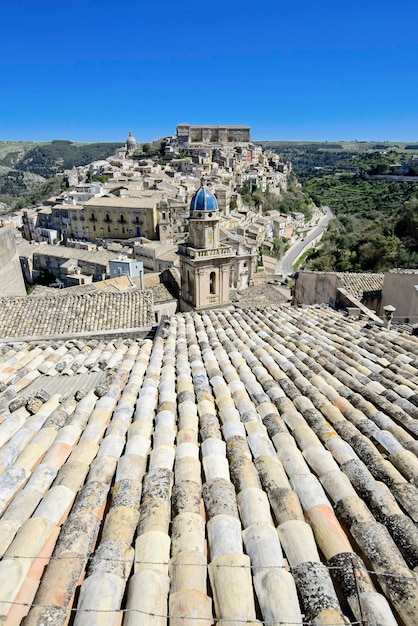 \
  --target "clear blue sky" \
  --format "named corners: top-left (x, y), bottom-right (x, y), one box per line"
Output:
top-left (1, 0), bottom-right (418, 143)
